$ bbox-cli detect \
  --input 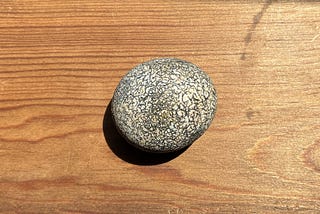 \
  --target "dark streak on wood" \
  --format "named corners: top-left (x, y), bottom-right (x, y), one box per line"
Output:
top-left (241, 0), bottom-right (272, 60)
